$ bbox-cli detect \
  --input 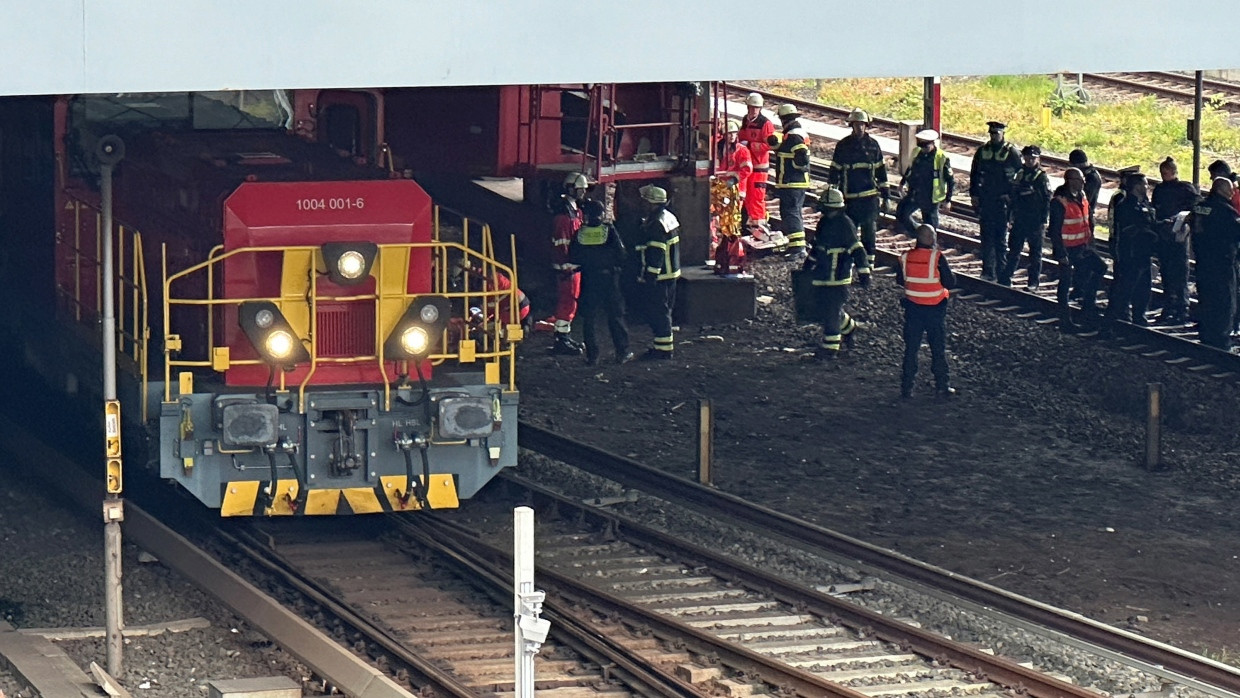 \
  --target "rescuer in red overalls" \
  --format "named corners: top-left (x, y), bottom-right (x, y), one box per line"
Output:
top-left (737, 93), bottom-right (776, 236)
top-left (713, 119), bottom-right (752, 275)
top-left (542, 172), bottom-right (587, 355)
